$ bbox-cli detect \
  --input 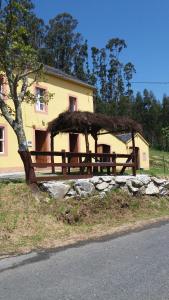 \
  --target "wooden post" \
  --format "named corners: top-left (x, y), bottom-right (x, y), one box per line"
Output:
top-left (87, 150), bottom-right (92, 175)
top-left (85, 130), bottom-right (90, 153)
top-left (112, 152), bottom-right (116, 175)
top-left (51, 132), bottom-right (55, 174)
top-left (94, 134), bottom-right (98, 156)
top-left (131, 130), bottom-right (136, 176)
top-left (61, 149), bottom-right (67, 176)
top-left (135, 147), bottom-right (139, 170)
top-left (79, 155), bottom-right (84, 175)
top-left (94, 134), bottom-right (98, 173)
